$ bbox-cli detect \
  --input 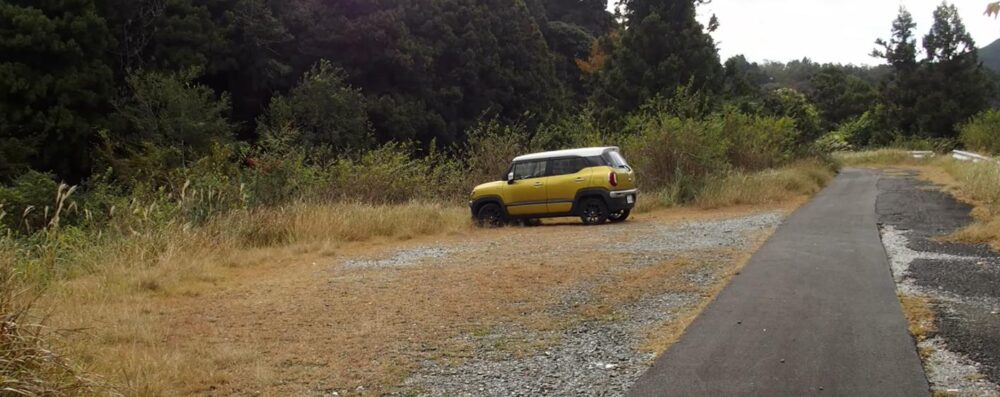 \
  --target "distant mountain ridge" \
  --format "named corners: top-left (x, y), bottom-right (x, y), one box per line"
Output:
top-left (982, 38), bottom-right (1000, 72)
